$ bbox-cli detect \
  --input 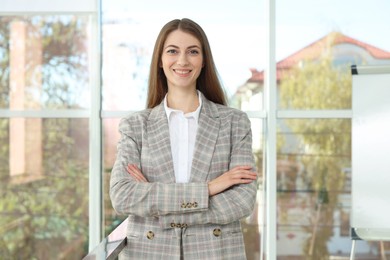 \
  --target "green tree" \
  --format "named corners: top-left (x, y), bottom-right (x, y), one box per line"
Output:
top-left (0, 16), bottom-right (90, 259)
top-left (0, 17), bottom-right (10, 182)
top-left (278, 50), bottom-right (352, 259)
